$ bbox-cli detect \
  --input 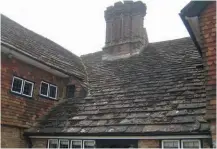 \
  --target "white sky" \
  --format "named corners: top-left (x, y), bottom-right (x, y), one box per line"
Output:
top-left (0, 0), bottom-right (191, 56)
